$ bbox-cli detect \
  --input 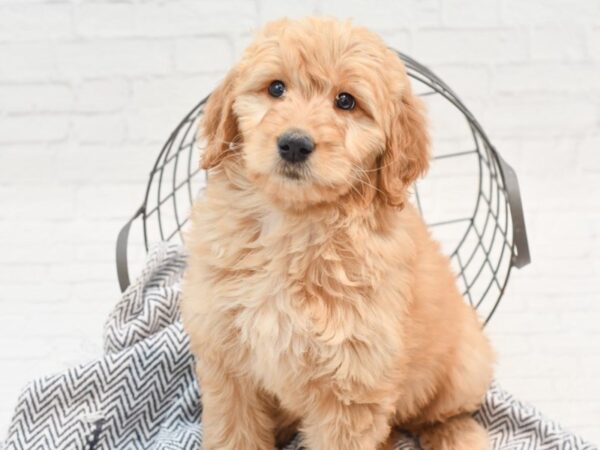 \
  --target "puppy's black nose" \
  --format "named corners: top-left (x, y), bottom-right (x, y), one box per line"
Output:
top-left (277, 130), bottom-right (315, 163)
